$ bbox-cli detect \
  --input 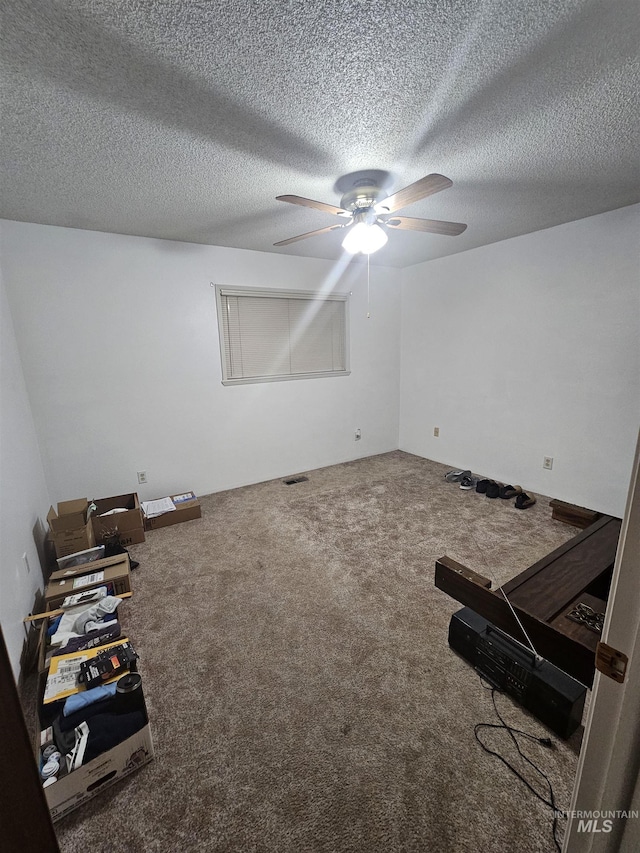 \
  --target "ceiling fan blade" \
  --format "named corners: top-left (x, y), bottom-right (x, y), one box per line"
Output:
top-left (274, 224), bottom-right (346, 247)
top-left (383, 216), bottom-right (467, 236)
top-left (376, 173), bottom-right (453, 213)
top-left (276, 195), bottom-right (350, 217)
